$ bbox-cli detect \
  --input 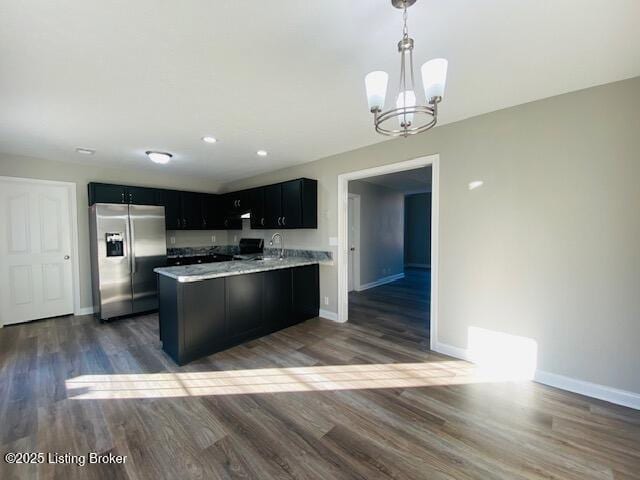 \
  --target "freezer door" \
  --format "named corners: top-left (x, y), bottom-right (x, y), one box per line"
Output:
top-left (93, 204), bottom-right (133, 319)
top-left (129, 205), bottom-right (167, 314)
